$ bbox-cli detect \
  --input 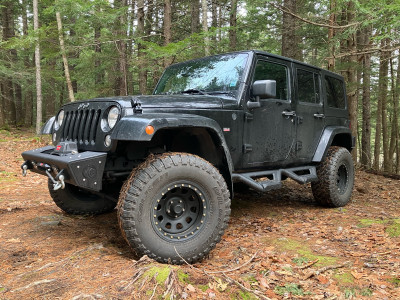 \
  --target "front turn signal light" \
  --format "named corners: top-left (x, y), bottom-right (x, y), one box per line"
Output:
top-left (145, 125), bottom-right (155, 135)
